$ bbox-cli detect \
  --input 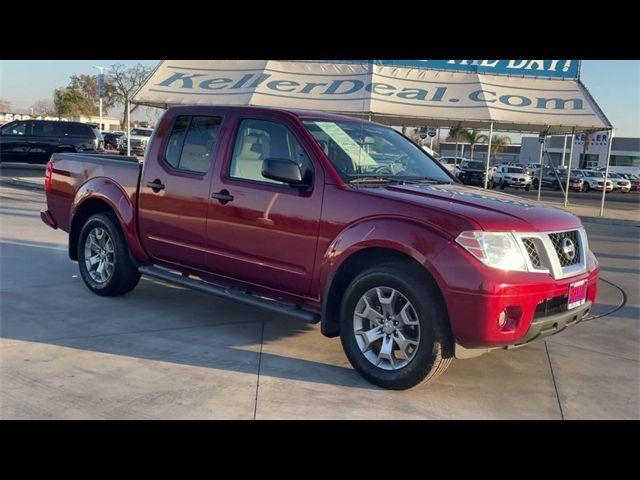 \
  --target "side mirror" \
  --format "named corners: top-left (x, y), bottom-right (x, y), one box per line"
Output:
top-left (262, 158), bottom-right (309, 189)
